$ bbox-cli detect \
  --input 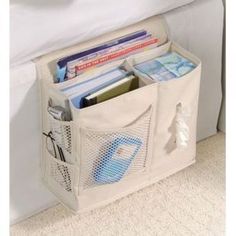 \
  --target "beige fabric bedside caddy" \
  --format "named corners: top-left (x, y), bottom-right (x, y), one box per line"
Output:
top-left (35, 15), bottom-right (201, 213)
